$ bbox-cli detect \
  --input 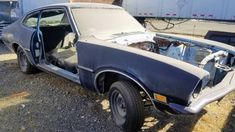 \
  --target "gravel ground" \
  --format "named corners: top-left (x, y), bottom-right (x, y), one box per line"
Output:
top-left (0, 43), bottom-right (235, 132)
